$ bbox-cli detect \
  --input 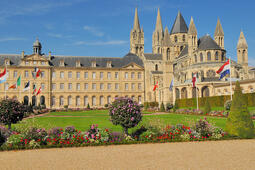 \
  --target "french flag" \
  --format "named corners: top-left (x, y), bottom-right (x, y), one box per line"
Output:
top-left (216, 59), bottom-right (230, 80)
top-left (0, 68), bottom-right (8, 83)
